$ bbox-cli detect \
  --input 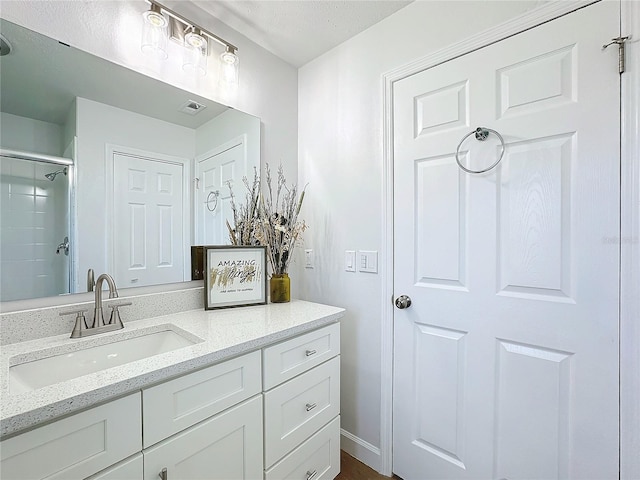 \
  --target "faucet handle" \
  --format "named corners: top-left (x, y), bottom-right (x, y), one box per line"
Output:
top-left (107, 302), bottom-right (131, 329)
top-left (60, 309), bottom-right (89, 339)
